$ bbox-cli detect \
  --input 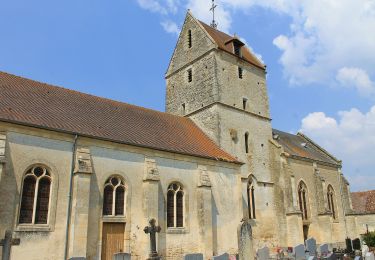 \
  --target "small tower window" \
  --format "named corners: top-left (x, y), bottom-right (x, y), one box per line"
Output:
top-left (188, 69), bottom-right (192, 82)
top-left (243, 98), bottom-right (247, 110)
top-left (234, 42), bottom-right (242, 56)
top-left (245, 132), bottom-right (249, 154)
top-left (188, 30), bottom-right (192, 48)
top-left (182, 103), bottom-right (186, 115)
top-left (238, 67), bottom-right (243, 79)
